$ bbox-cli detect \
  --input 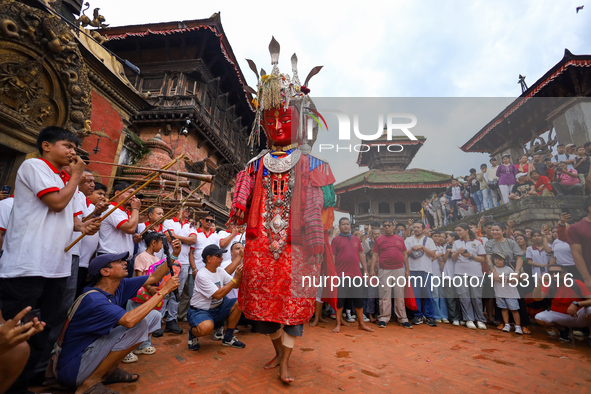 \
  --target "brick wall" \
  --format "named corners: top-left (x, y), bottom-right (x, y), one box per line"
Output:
top-left (81, 89), bottom-right (124, 183)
